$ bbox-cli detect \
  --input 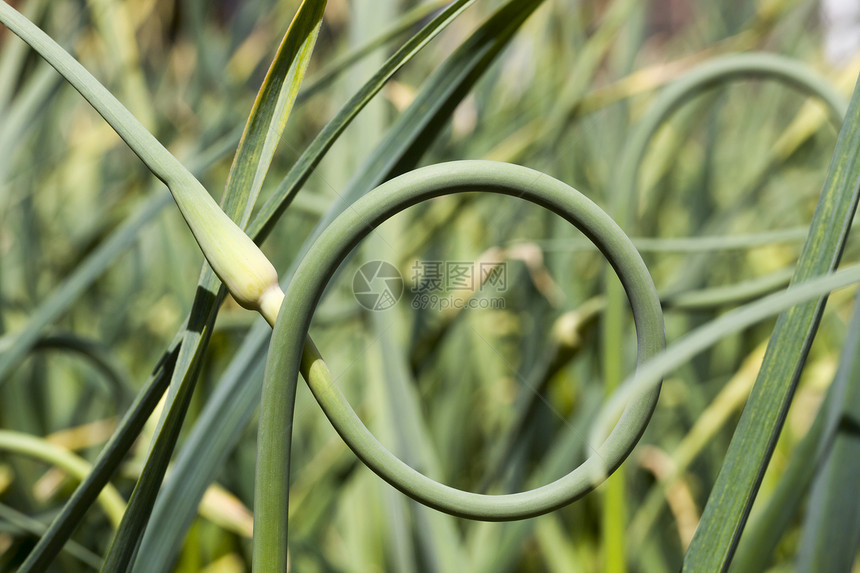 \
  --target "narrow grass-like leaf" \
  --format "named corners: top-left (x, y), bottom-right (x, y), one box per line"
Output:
top-left (16, 342), bottom-right (179, 572)
top-left (724, 300), bottom-right (860, 573)
top-left (296, 0), bottom-right (449, 103)
top-left (729, 366), bottom-right (837, 572)
top-left (99, 299), bottom-right (216, 573)
top-left (134, 322), bottom-right (269, 573)
top-left (681, 75), bottom-right (860, 570)
top-left (223, 0), bottom-right (326, 228)
top-left (795, 288), bottom-right (860, 571)
top-left (247, 0), bottom-right (481, 242)
top-left (100, 3), bottom-right (327, 570)
top-left (0, 503), bottom-right (101, 569)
